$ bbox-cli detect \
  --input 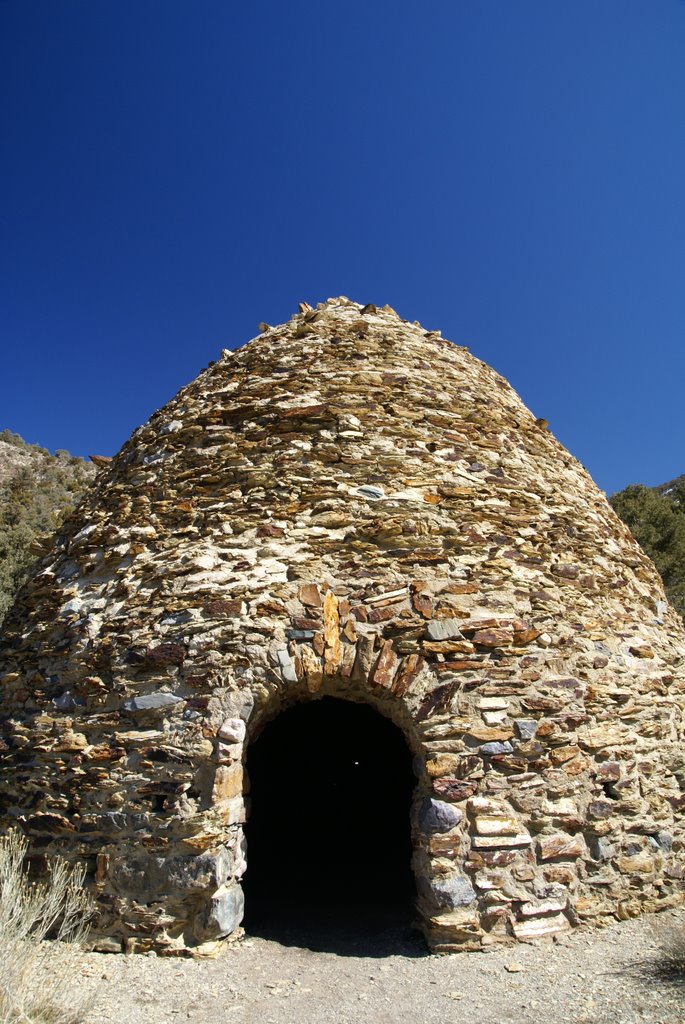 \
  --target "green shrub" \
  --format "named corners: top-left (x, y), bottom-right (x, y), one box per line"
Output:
top-left (610, 483), bottom-right (685, 620)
